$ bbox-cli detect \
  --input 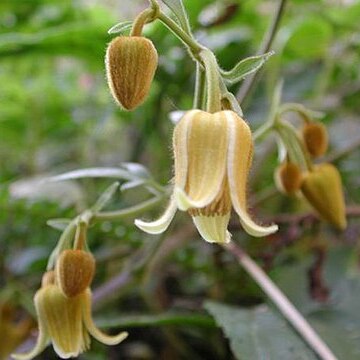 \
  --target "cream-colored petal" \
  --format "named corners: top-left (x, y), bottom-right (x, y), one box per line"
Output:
top-left (82, 290), bottom-right (128, 345)
top-left (12, 324), bottom-right (49, 360)
top-left (173, 110), bottom-right (201, 188)
top-left (174, 187), bottom-right (222, 211)
top-left (135, 196), bottom-right (177, 234)
top-left (192, 213), bottom-right (231, 243)
top-left (226, 111), bottom-right (278, 237)
top-left (174, 111), bottom-right (229, 211)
